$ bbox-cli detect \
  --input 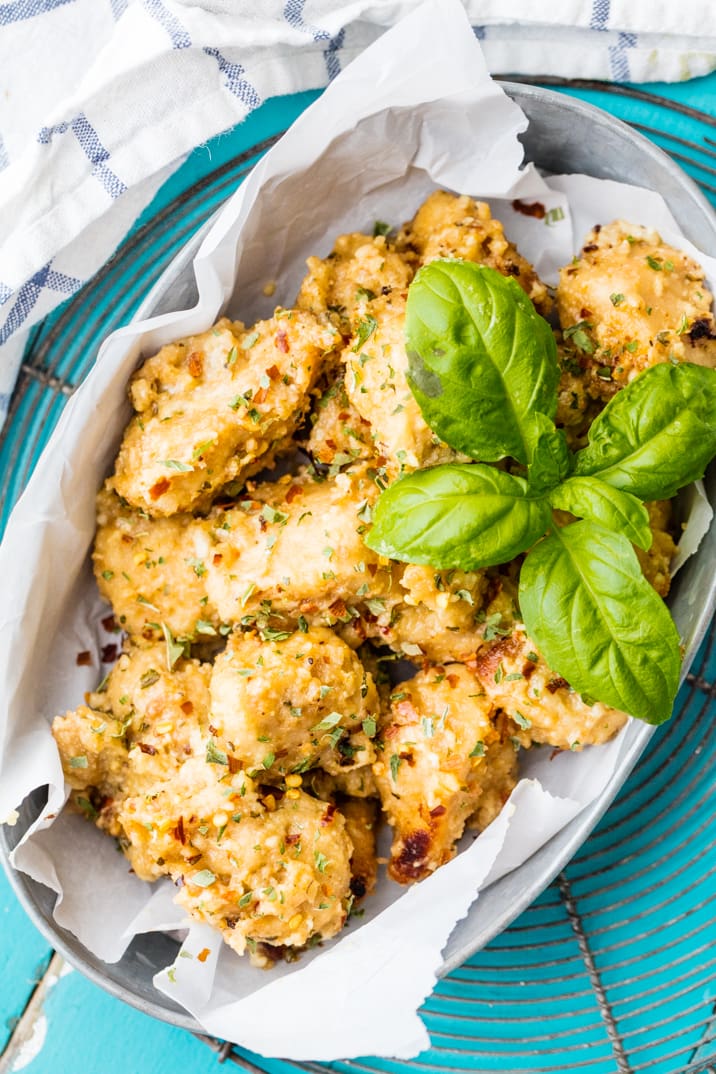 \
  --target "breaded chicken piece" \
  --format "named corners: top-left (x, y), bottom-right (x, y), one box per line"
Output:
top-left (93, 484), bottom-right (218, 640)
top-left (296, 231), bottom-right (415, 331)
top-left (305, 377), bottom-right (376, 466)
top-left (209, 627), bottom-right (379, 779)
top-left (52, 644), bottom-right (211, 831)
top-left (373, 664), bottom-right (517, 883)
top-left (117, 760), bottom-right (353, 962)
top-left (370, 563), bottom-right (490, 664)
top-left (111, 312), bottom-right (339, 517)
top-left (52, 703), bottom-right (129, 796)
top-left (471, 629), bottom-right (628, 750)
top-left (397, 191), bottom-right (551, 315)
top-left (636, 501), bottom-right (677, 598)
top-left (340, 563), bottom-right (493, 665)
top-left (343, 293), bottom-right (465, 473)
top-left (338, 796), bottom-right (380, 899)
top-left (205, 465), bottom-right (397, 629)
top-left (557, 221), bottom-right (716, 400)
